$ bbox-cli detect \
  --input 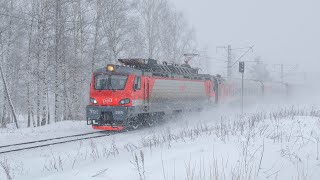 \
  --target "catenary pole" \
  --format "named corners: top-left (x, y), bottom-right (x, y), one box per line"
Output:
top-left (281, 64), bottom-right (284, 83)
top-left (241, 72), bottom-right (244, 114)
top-left (216, 45), bottom-right (253, 79)
top-left (227, 45), bottom-right (232, 79)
